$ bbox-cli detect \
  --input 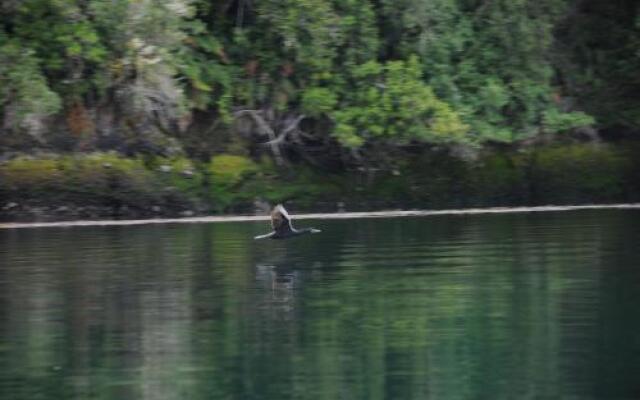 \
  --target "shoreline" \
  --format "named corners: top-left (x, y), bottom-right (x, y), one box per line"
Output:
top-left (1, 203), bottom-right (639, 230)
